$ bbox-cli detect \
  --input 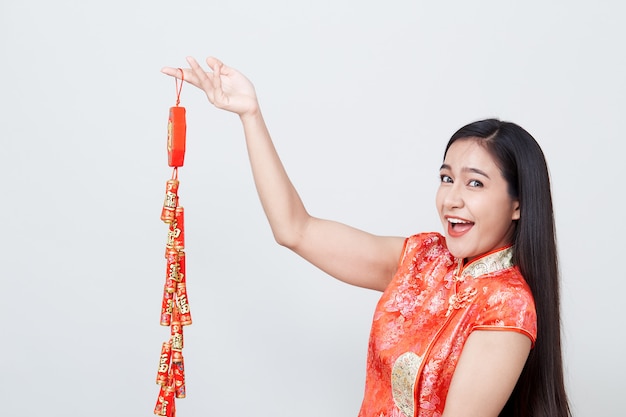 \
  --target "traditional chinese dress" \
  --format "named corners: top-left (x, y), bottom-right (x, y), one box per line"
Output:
top-left (358, 233), bottom-right (537, 417)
